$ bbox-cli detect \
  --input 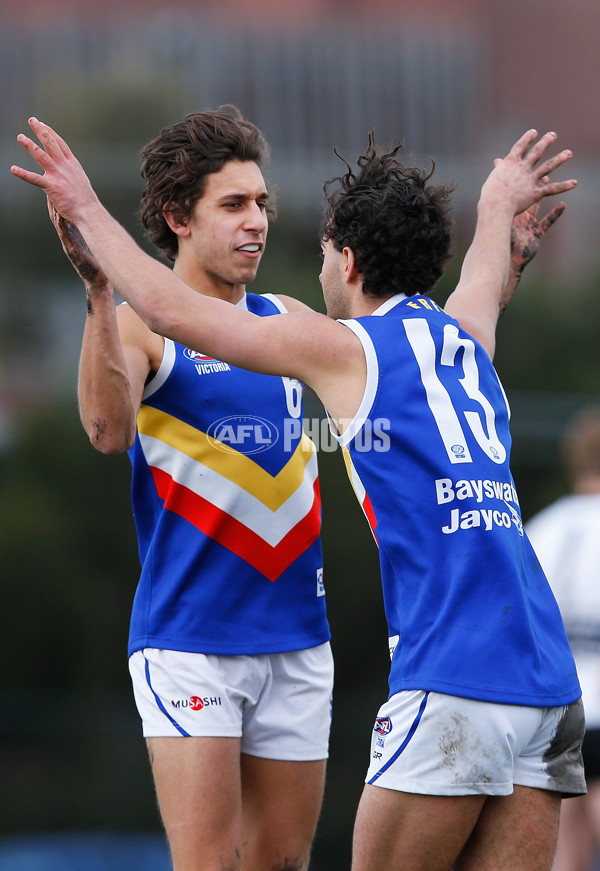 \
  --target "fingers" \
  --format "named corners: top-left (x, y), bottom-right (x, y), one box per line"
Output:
top-left (539, 202), bottom-right (566, 232)
top-left (522, 130), bottom-right (557, 165)
top-left (30, 117), bottom-right (75, 161)
top-left (27, 117), bottom-right (70, 161)
top-left (536, 148), bottom-right (574, 181)
top-left (508, 130), bottom-right (575, 187)
top-left (10, 161), bottom-right (45, 188)
top-left (11, 117), bottom-right (74, 190)
top-left (12, 128), bottom-right (54, 184)
top-left (537, 178), bottom-right (577, 198)
top-left (507, 128), bottom-right (539, 160)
